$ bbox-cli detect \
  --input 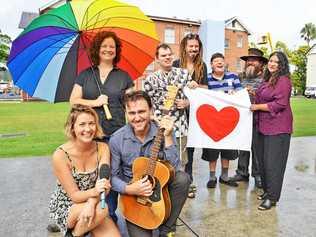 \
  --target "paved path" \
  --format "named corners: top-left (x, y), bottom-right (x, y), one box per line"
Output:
top-left (1, 136), bottom-right (316, 237)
